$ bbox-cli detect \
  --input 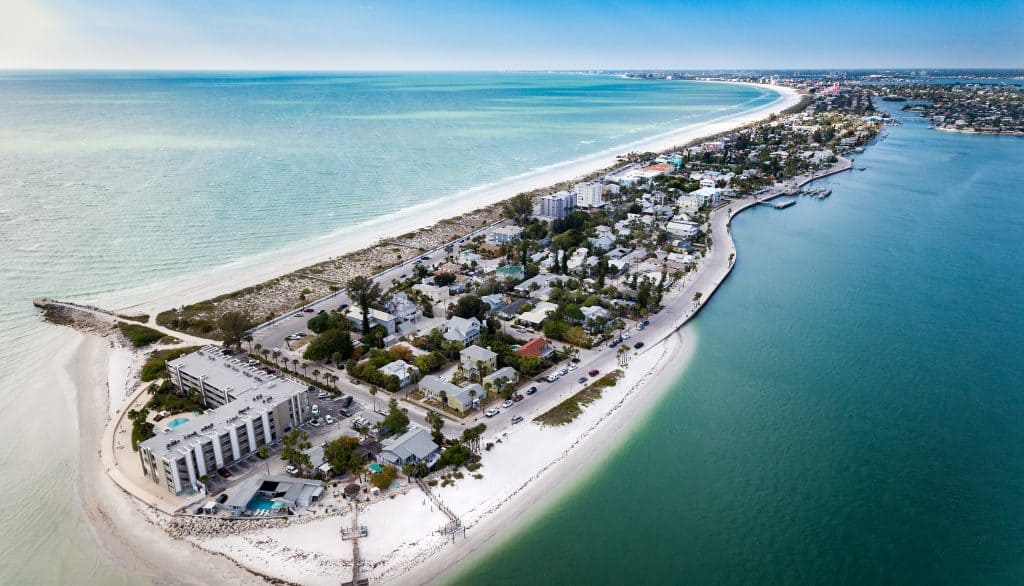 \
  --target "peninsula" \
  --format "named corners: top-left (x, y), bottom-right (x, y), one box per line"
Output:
top-left (39, 80), bottom-right (884, 585)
